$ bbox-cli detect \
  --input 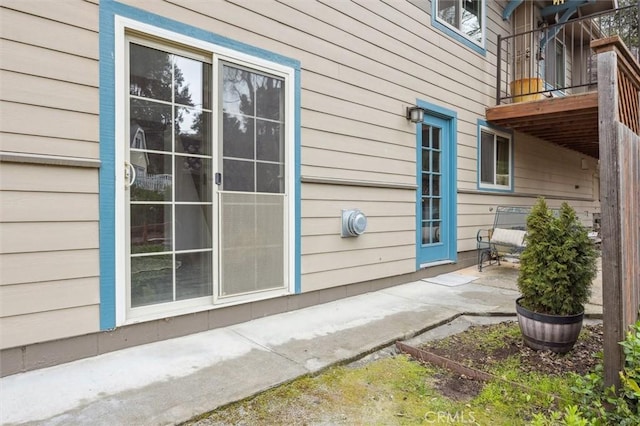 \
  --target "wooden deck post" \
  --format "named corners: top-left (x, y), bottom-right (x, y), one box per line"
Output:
top-left (592, 37), bottom-right (640, 390)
